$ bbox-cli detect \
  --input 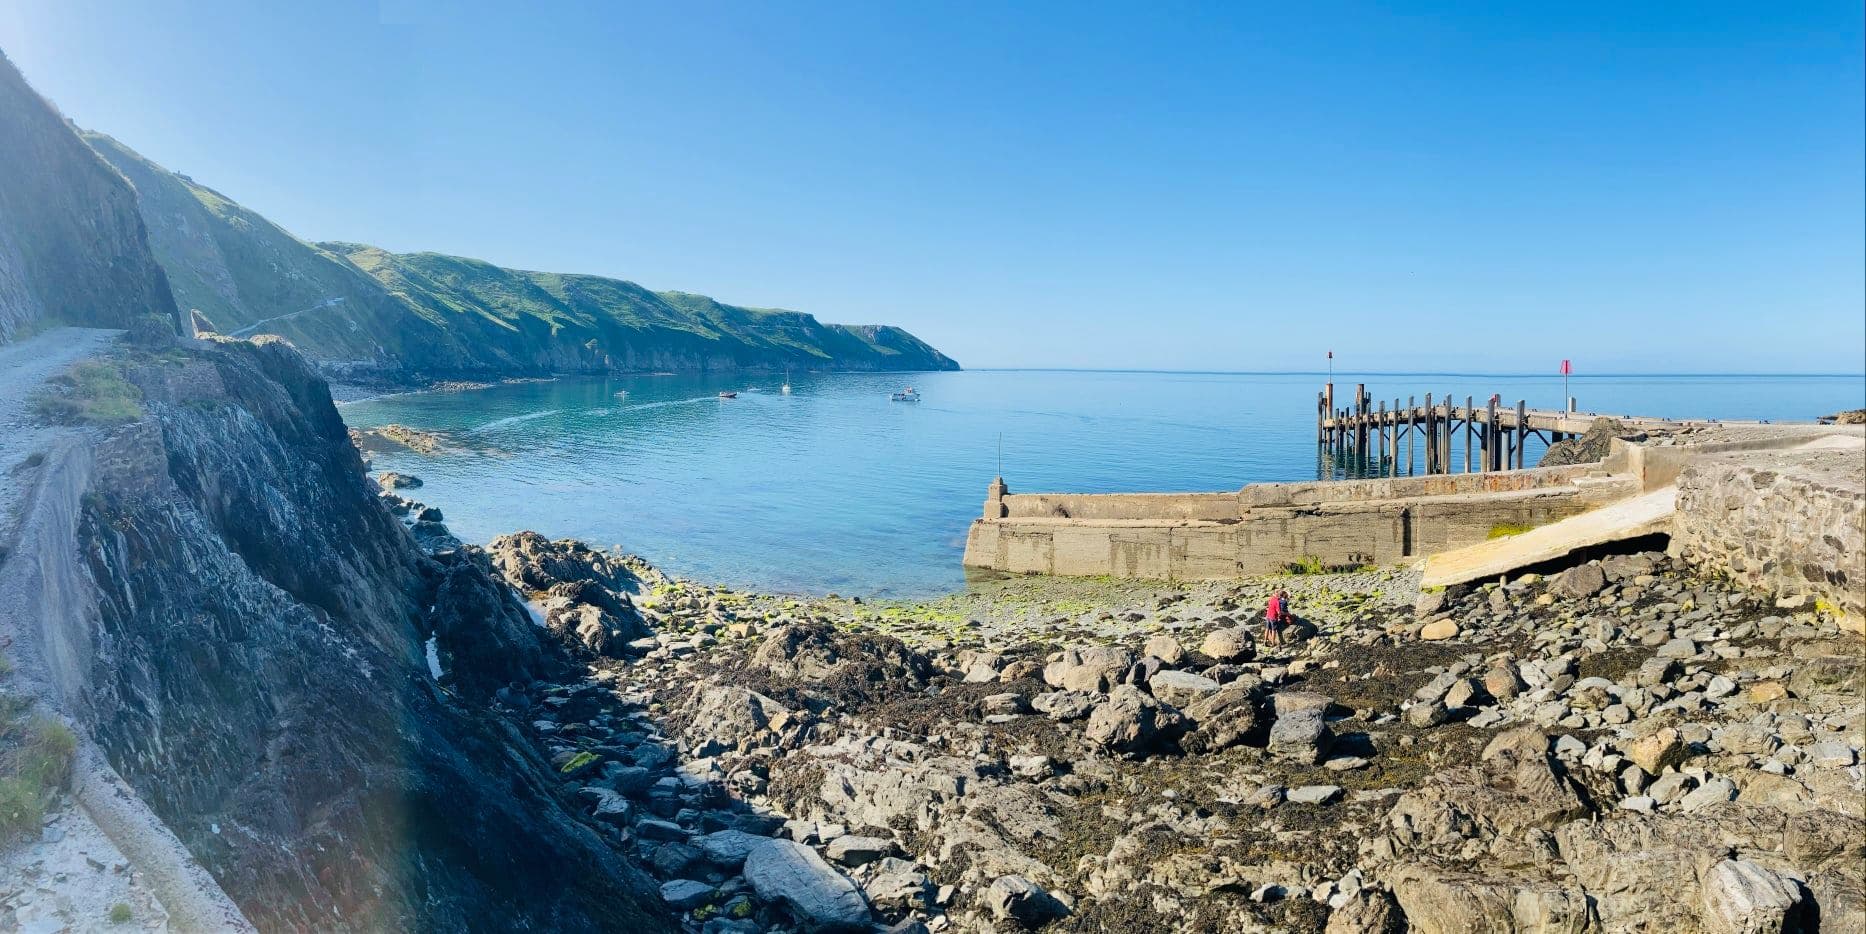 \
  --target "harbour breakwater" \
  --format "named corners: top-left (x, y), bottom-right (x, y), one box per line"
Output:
top-left (966, 392), bottom-right (1865, 634)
